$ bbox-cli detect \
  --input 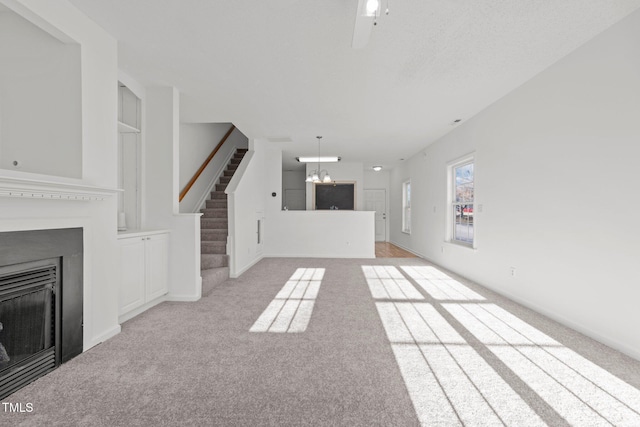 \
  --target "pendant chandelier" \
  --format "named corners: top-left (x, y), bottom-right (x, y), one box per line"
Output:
top-left (305, 136), bottom-right (333, 183)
